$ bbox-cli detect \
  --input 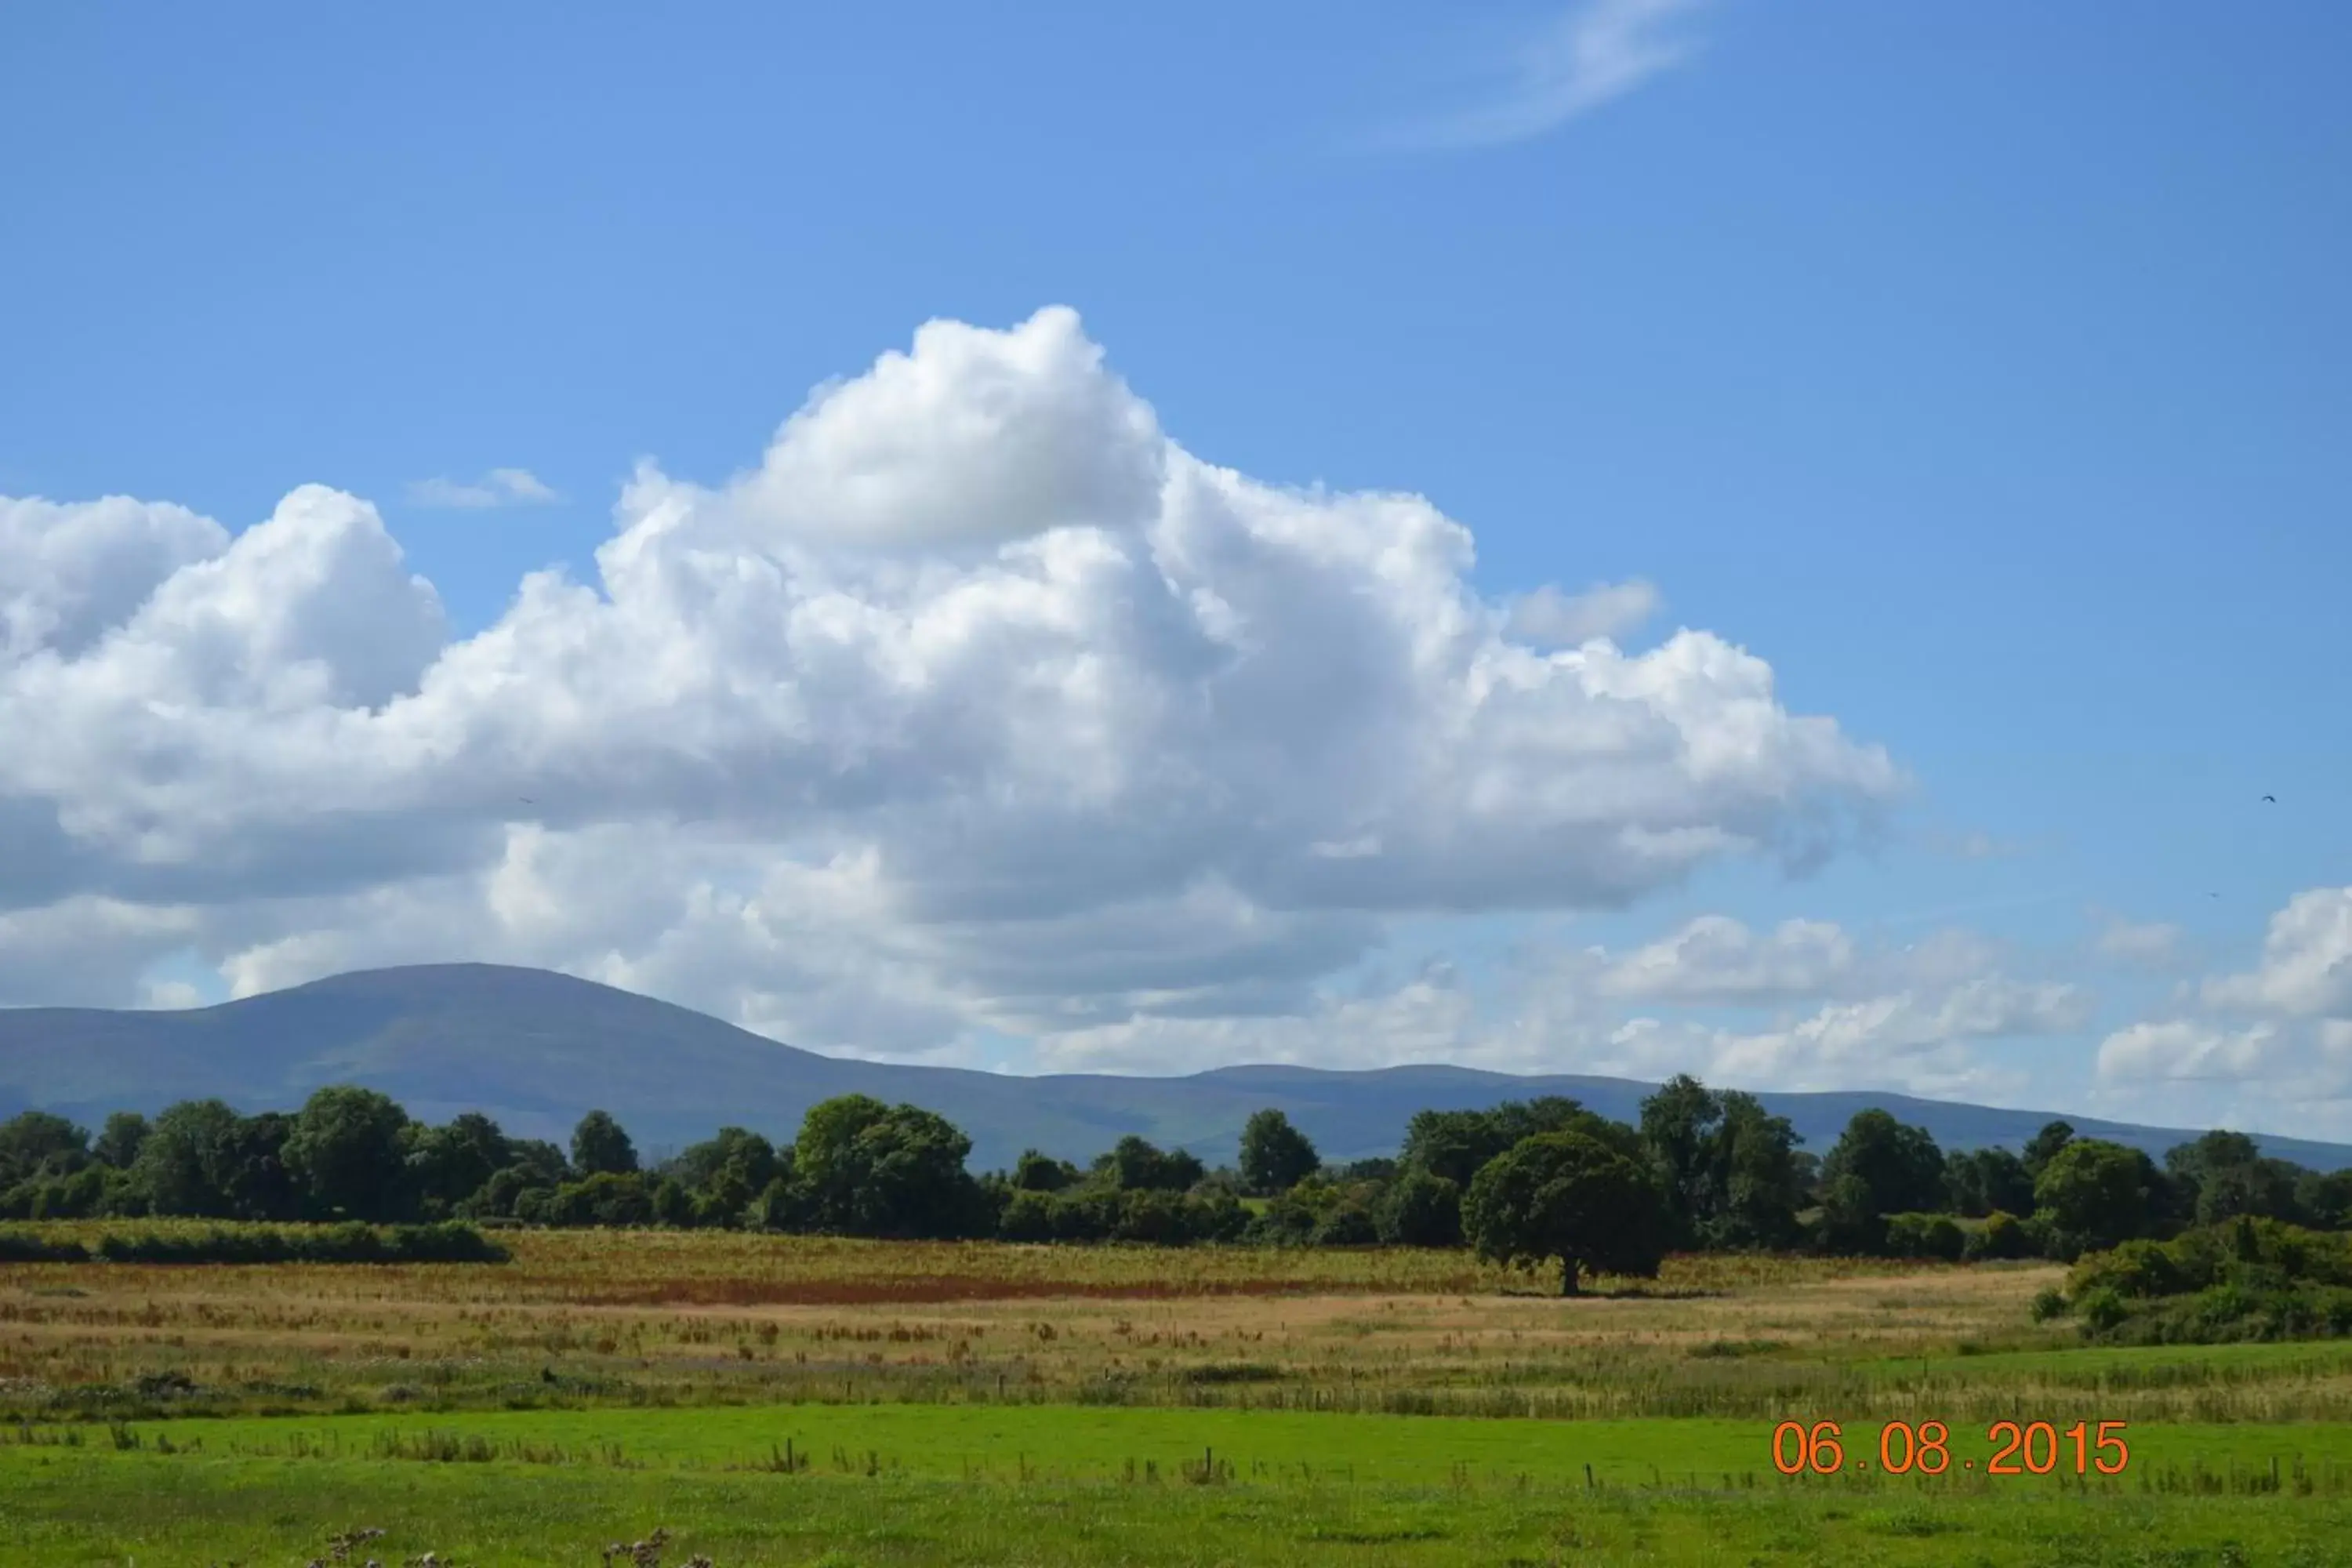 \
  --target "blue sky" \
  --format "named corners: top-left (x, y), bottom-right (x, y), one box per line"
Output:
top-left (3, 2), bottom-right (2348, 1134)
